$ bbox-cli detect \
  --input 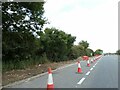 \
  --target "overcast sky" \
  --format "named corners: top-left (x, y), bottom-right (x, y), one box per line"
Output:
top-left (43, 0), bottom-right (119, 53)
